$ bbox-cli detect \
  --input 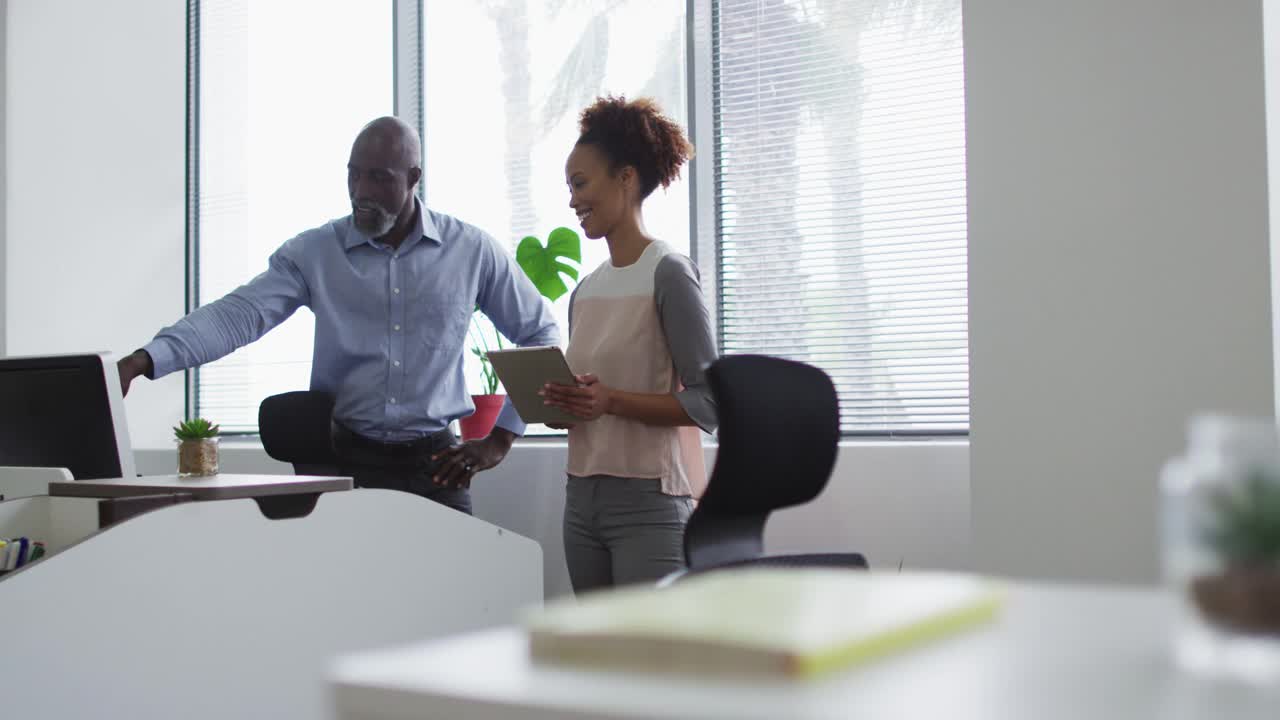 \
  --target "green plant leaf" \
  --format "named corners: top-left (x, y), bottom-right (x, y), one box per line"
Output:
top-left (173, 417), bottom-right (220, 440)
top-left (1200, 467), bottom-right (1280, 568)
top-left (517, 227), bottom-right (581, 302)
